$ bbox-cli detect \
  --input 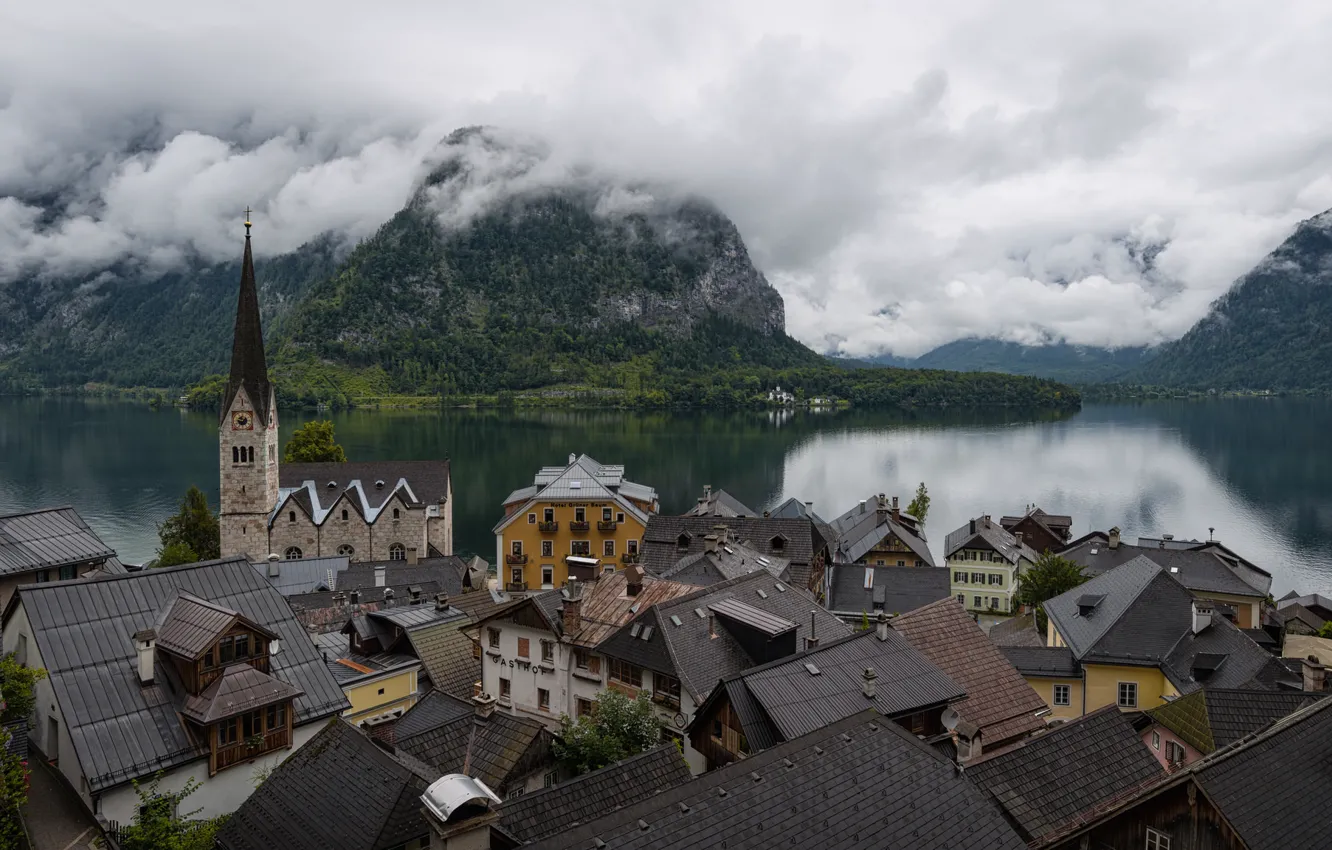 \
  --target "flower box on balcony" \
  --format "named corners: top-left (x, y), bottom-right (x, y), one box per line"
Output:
top-left (538, 521), bottom-right (559, 533)
top-left (597, 520), bottom-right (618, 532)
top-left (505, 553), bottom-right (528, 565)
top-left (569, 521), bottom-right (590, 533)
